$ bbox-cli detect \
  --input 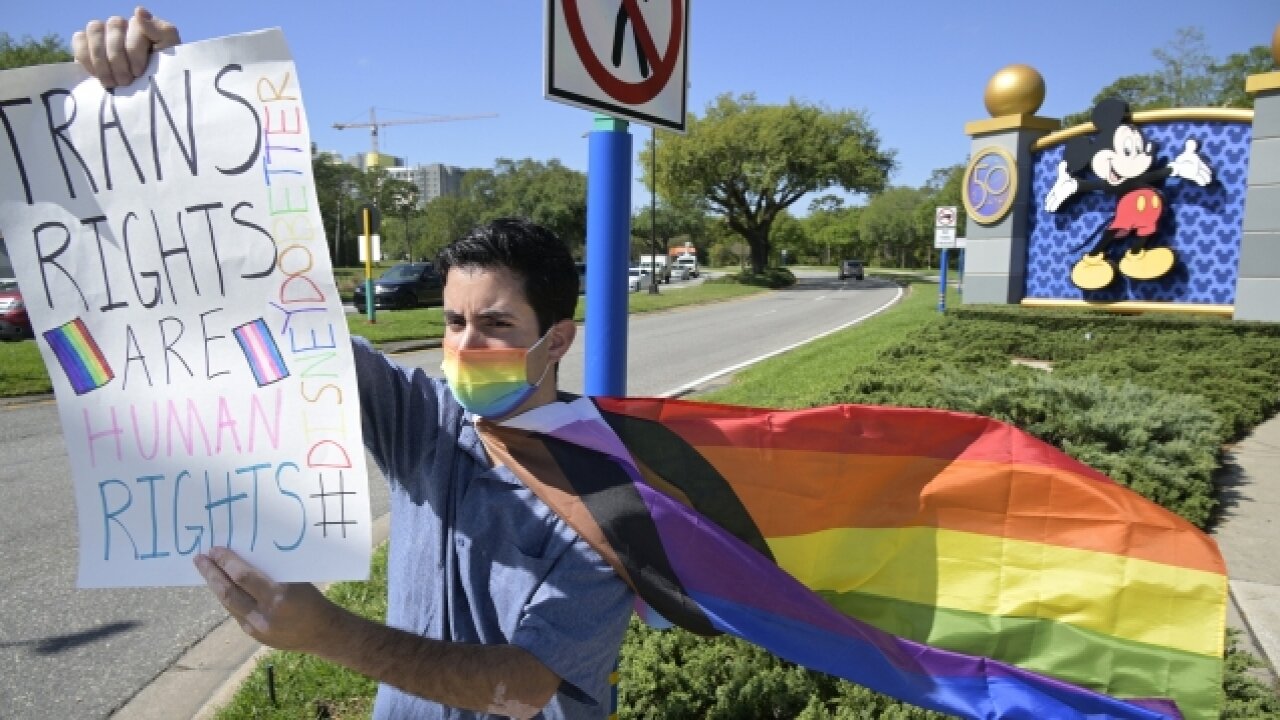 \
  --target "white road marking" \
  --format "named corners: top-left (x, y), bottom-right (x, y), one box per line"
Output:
top-left (659, 286), bottom-right (904, 398)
